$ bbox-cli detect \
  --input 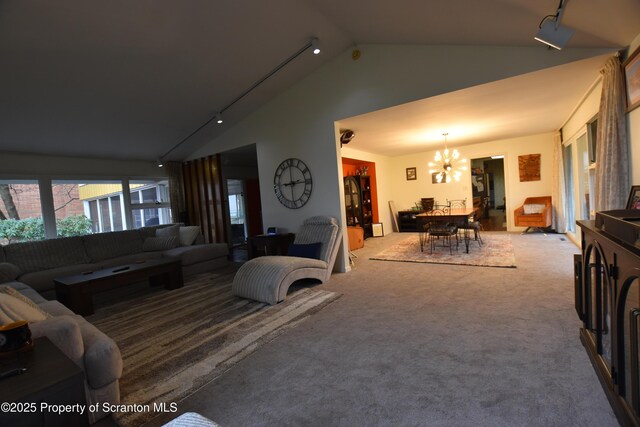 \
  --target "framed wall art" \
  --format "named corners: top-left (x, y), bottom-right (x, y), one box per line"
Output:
top-left (518, 154), bottom-right (541, 182)
top-left (624, 46), bottom-right (640, 112)
top-left (406, 167), bottom-right (417, 181)
top-left (626, 185), bottom-right (640, 210)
